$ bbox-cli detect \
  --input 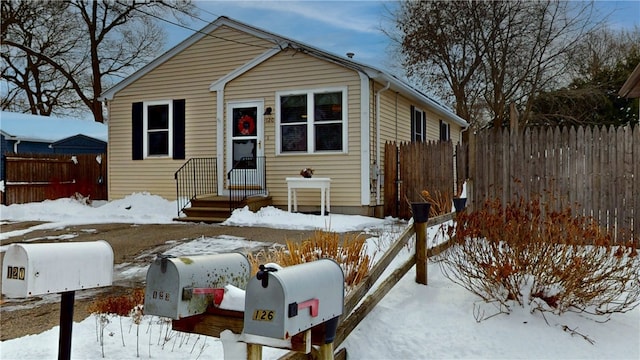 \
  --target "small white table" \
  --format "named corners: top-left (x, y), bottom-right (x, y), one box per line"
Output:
top-left (286, 177), bottom-right (331, 216)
